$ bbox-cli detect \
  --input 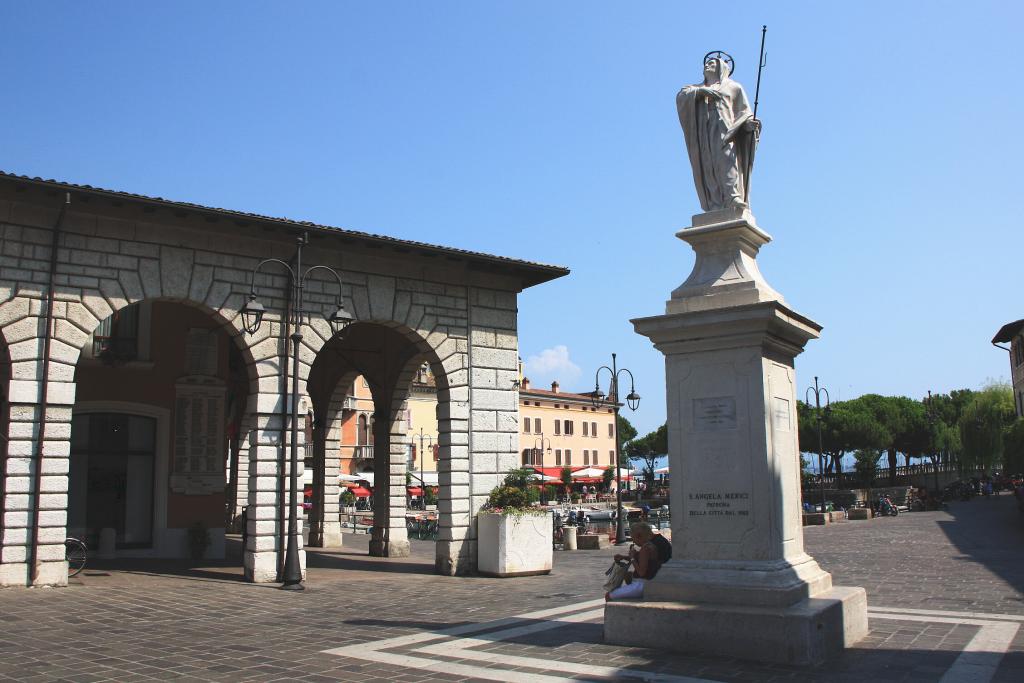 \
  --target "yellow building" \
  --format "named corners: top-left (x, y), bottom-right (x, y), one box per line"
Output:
top-left (326, 364), bottom-right (438, 489)
top-left (518, 378), bottom-right (617, 473)
top-left (406, 363), bottom-right (439, 485)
